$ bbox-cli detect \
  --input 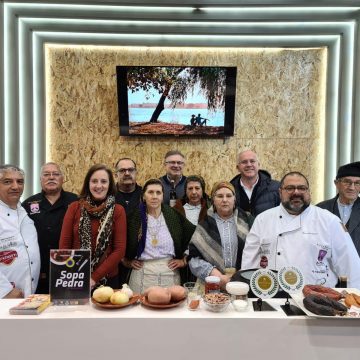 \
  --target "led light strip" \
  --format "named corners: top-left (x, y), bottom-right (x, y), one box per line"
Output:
top-left (2, 2), bottom-right (360, 199)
